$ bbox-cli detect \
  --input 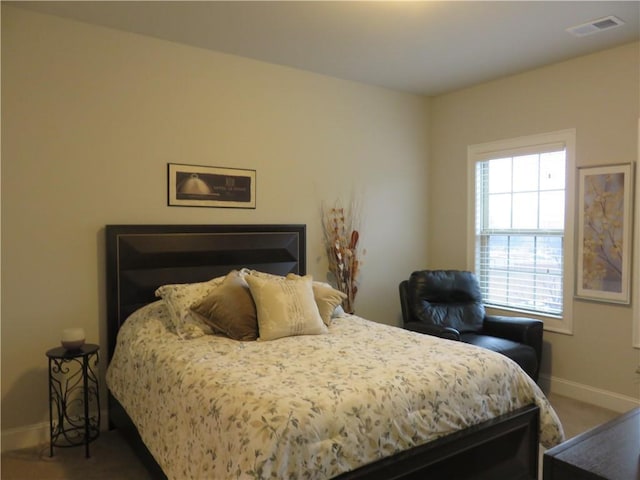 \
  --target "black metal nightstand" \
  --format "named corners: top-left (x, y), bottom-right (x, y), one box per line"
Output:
top-left (46, 343), bottom-right (100, 458)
